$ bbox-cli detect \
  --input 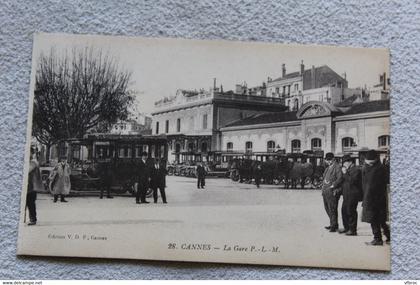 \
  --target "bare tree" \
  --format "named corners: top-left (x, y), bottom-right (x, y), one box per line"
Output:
top-left (32, 47), bottom-right (134, 160)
